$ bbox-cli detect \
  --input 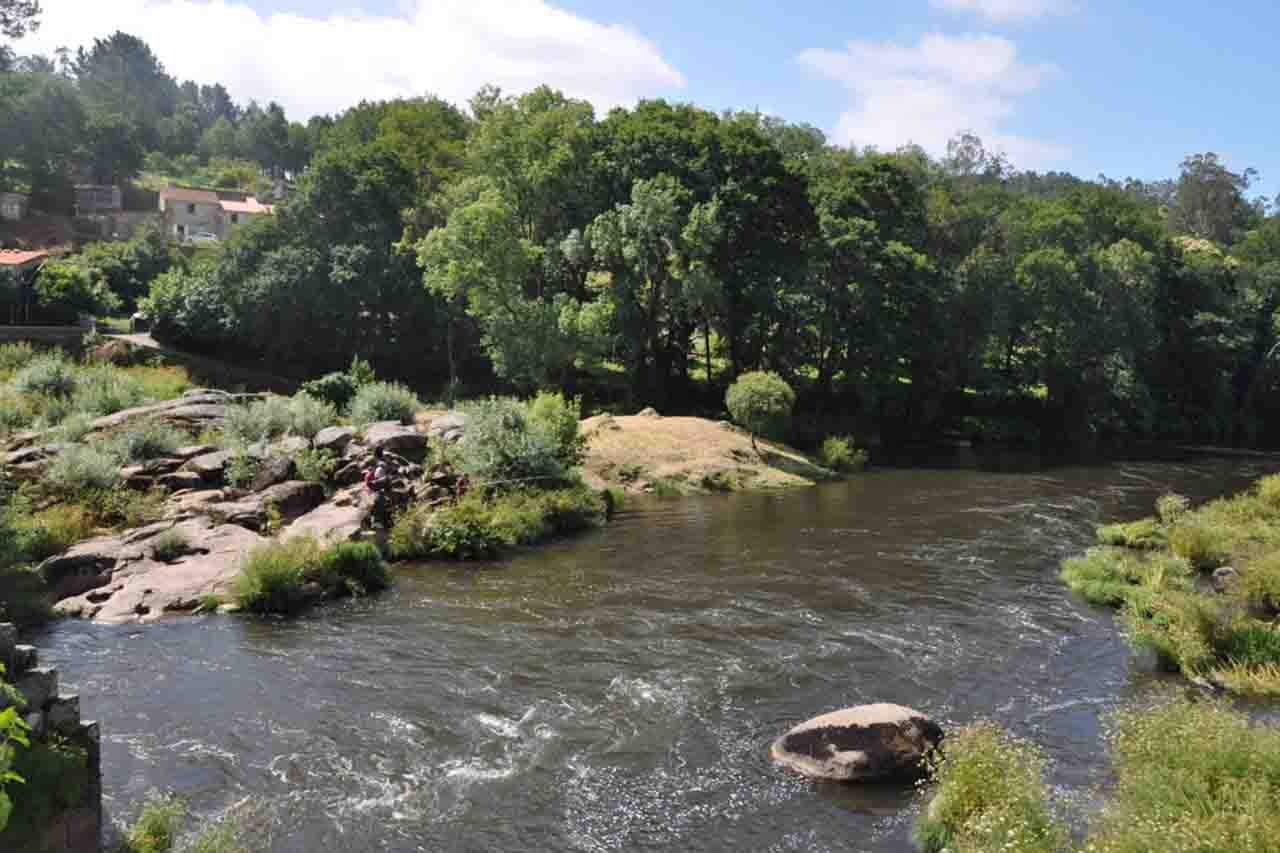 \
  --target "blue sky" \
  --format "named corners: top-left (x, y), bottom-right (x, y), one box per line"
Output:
top-left (25, 0), bottom-right (1280, 194)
